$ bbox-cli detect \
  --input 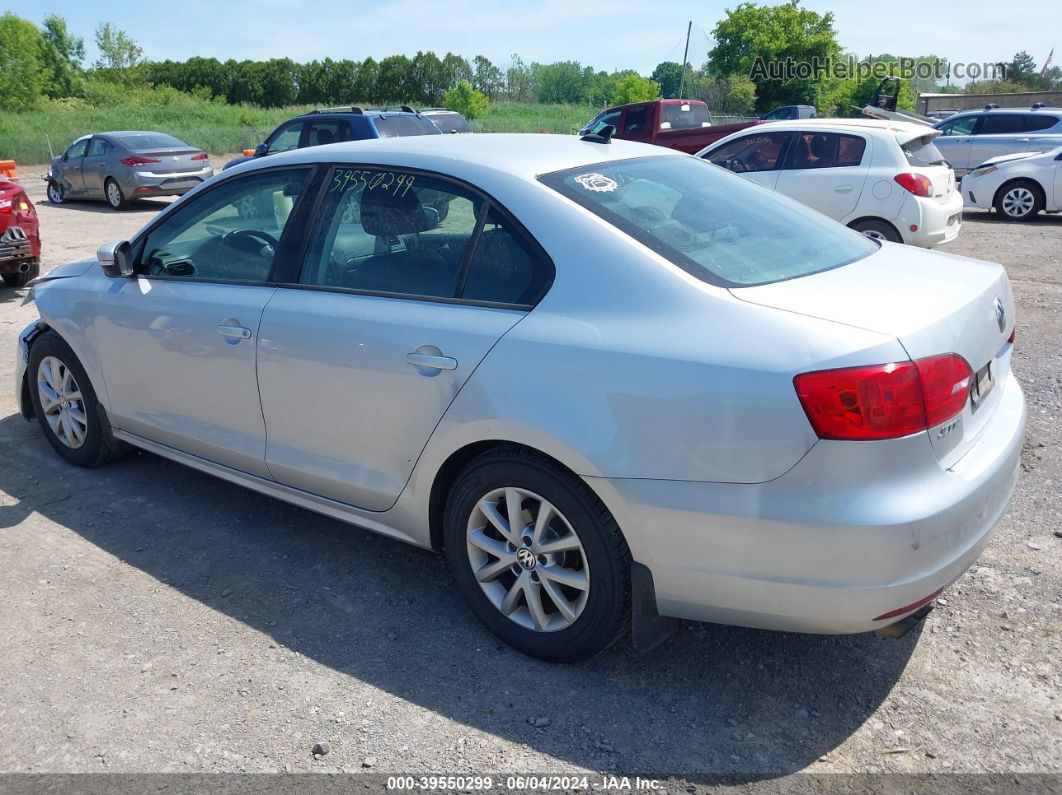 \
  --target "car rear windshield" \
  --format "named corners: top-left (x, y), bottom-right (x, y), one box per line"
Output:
top-left (539, 156), bottom-right (877, 287)
top-left (661, 103), bottom-right (711, 130)
top-left (428, 113), bottom-right (472, 133)
top-left (372, 115), bottom-right (443, 138)
top-left (902, 135), bottom-right (948, 167)
top-left (114, 132), bottom-right (189, 150)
